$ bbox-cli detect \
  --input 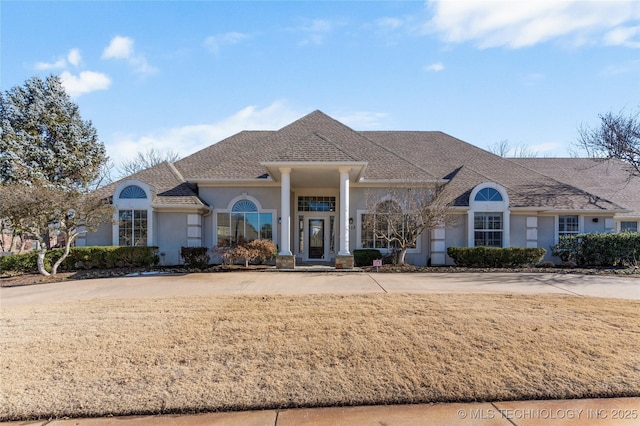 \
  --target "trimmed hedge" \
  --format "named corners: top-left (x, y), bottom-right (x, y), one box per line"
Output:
top-left (353, 249), bottom-right (382, 267)
top-left (552, 233), bottom-right (640, 267)
top-left (0, 246), bottom-right (159, 273)
top-left (447, 246), bottom-right (546, 268)
top-left (180, 247), bottom-right (210, 269)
